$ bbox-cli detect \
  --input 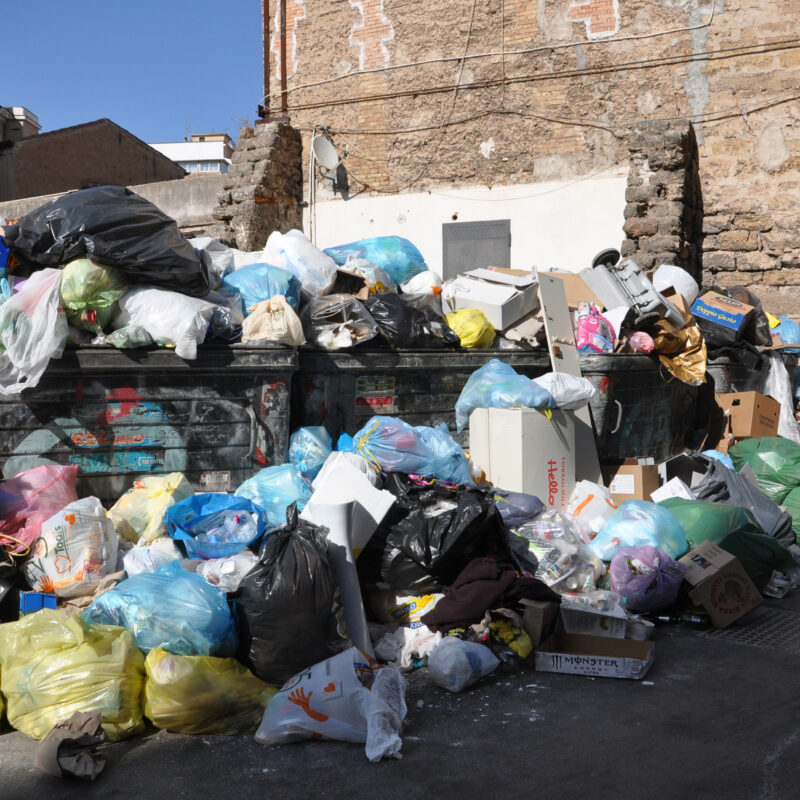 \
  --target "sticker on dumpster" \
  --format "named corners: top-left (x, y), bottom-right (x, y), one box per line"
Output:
top-left (355, 376), bottom-right (396, 415)
top-left (200, 471), bottom-right (232, 492)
